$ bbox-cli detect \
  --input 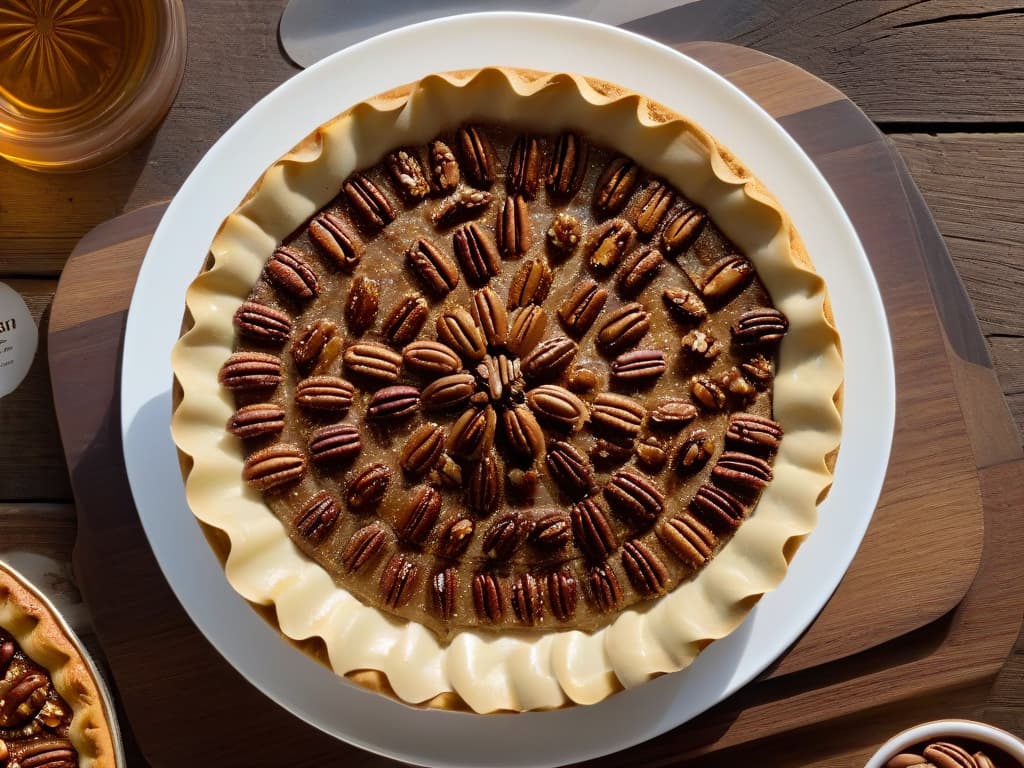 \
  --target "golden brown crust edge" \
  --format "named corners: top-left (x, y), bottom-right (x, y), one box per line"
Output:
top-left (0, 565), bottom-right (118, 767)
